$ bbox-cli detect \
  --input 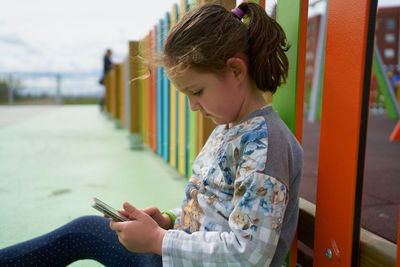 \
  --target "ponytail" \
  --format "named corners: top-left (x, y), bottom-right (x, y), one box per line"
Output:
top-left (238, 2), bottom-right (290, 93)
top-left (162, 2), bottom-right (289, 93)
